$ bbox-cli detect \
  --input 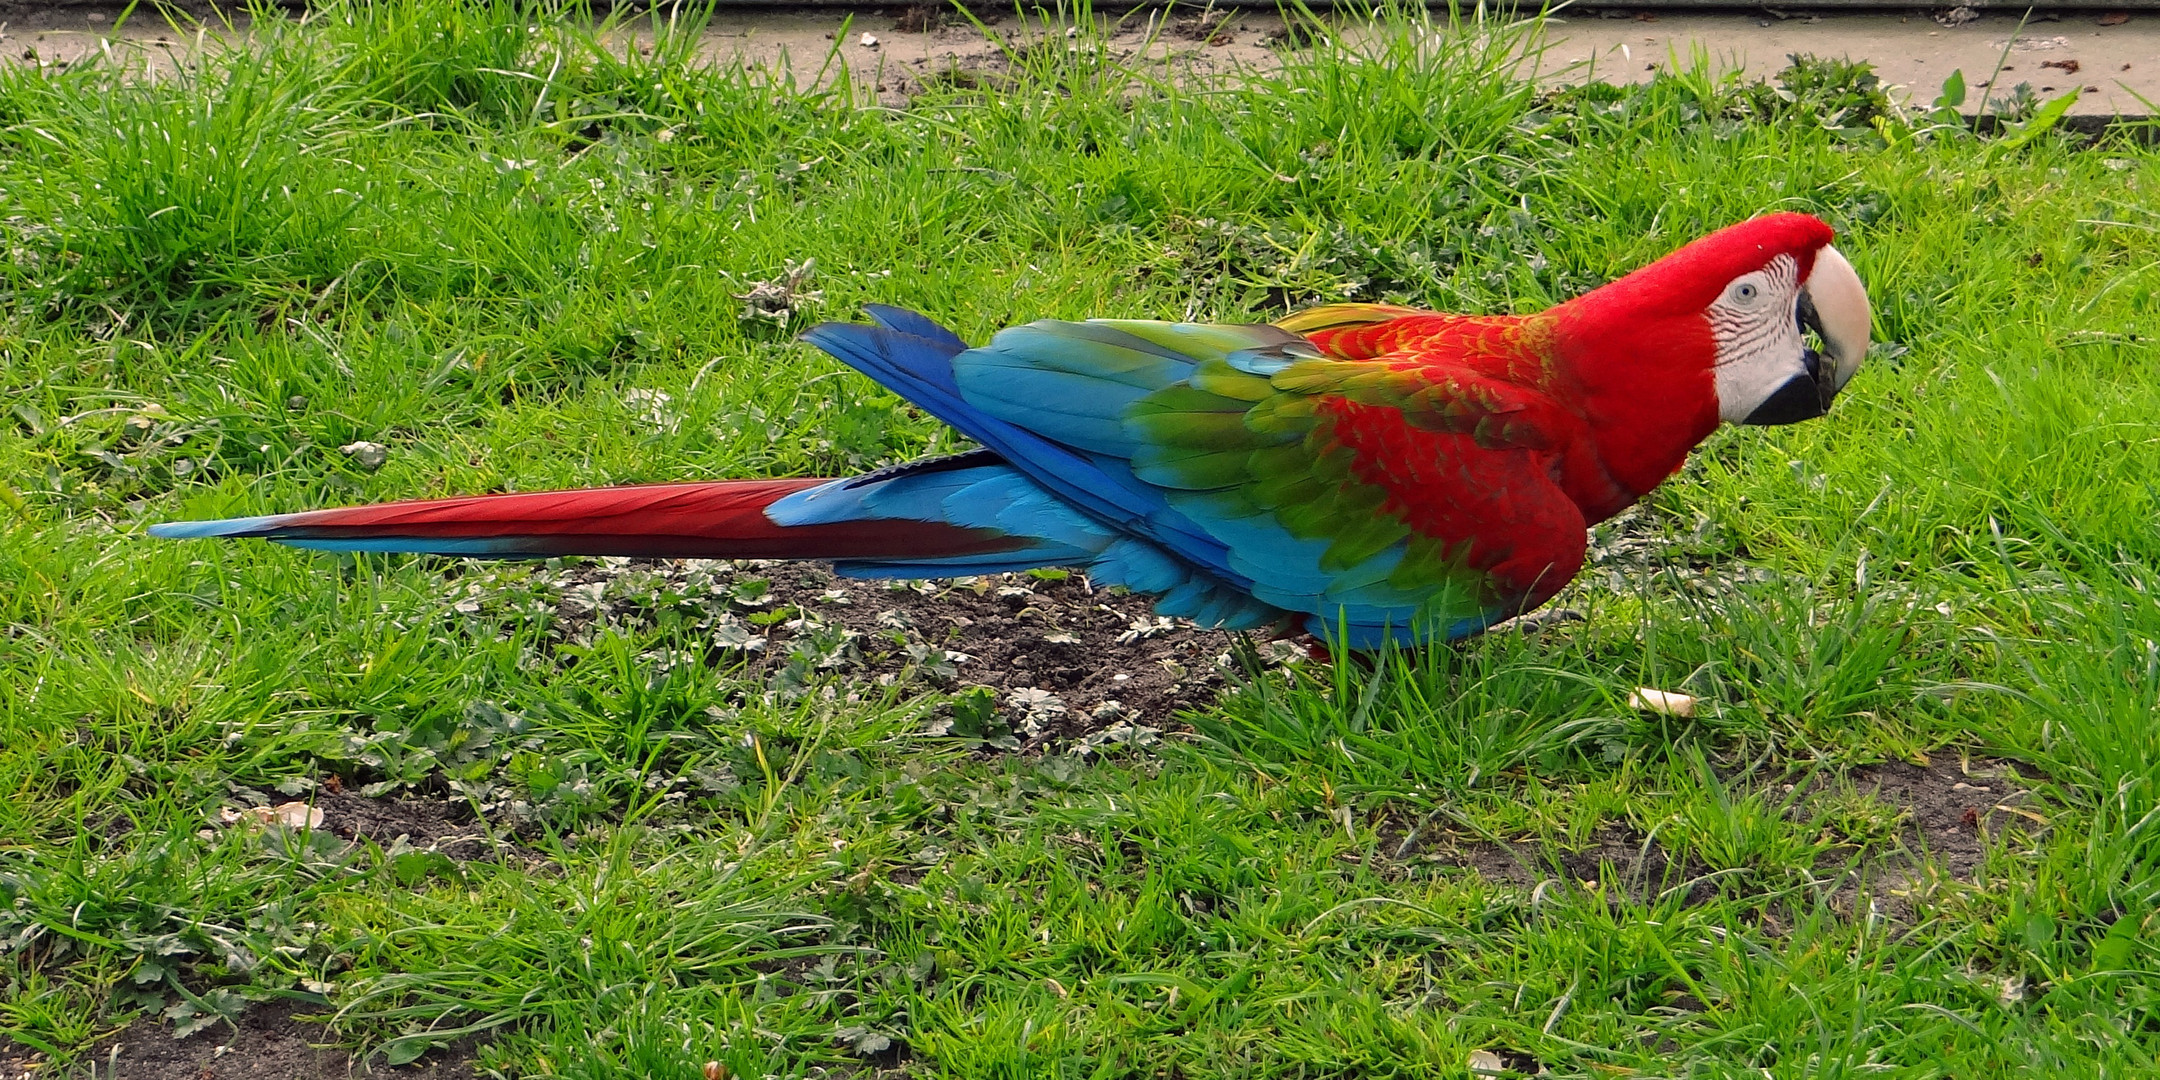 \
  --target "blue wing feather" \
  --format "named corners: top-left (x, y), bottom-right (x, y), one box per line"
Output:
top-left (799, 318), bottom-right (1243, 580)
top-left (800, 309), bottom-right (1518, 644)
